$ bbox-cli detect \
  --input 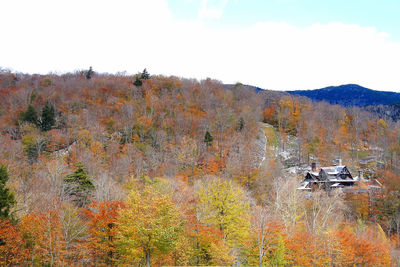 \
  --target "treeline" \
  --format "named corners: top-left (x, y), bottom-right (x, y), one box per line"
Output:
top-left (0, 69), bottom-right (396, 265)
